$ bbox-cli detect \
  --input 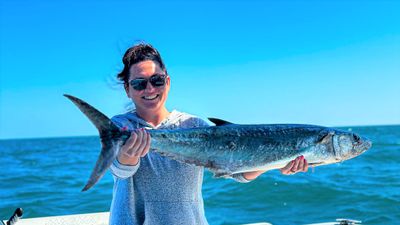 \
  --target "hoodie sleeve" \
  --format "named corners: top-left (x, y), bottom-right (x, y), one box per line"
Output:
top-left (108, 115), bottom-right (141, 179)
top-left (110, 158), bottom-right (141, 179)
